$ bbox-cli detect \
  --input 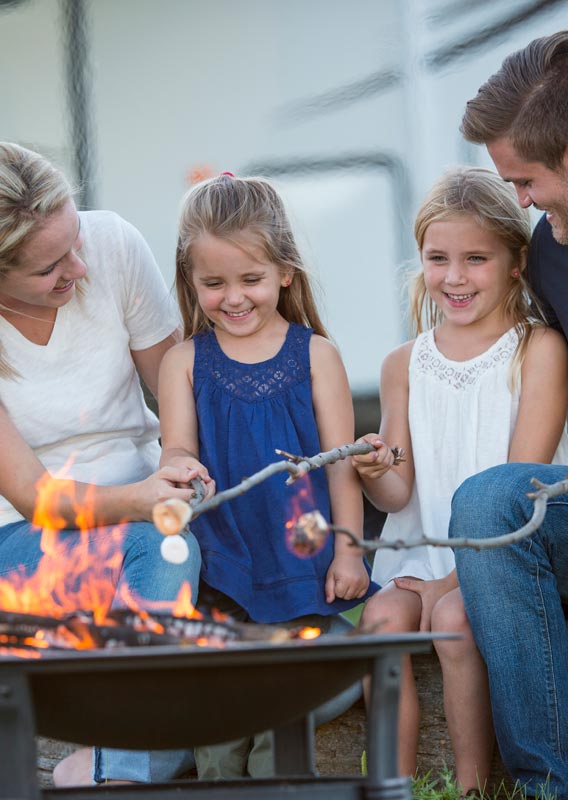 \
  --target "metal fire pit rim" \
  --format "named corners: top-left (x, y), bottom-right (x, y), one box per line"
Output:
top-left (0, 633), bottom-right (461, 672)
